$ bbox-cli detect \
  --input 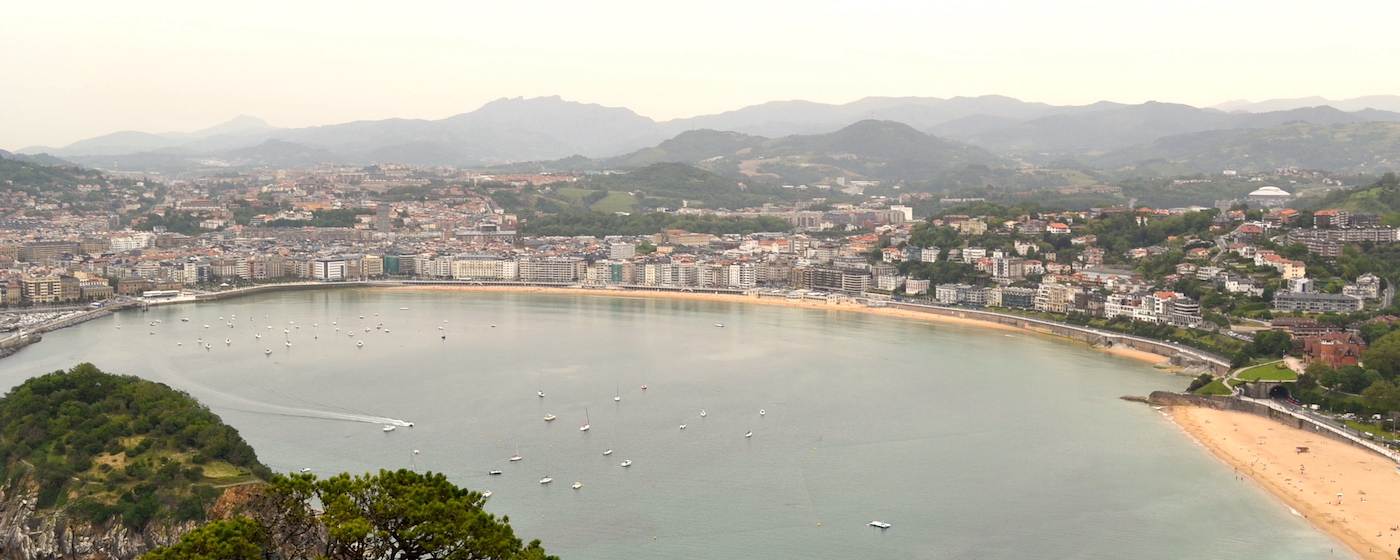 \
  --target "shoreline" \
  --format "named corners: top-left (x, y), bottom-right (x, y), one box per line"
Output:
top-left (380, 285), bottom-right (1173, 367)
top-left (1166, 405), bottom-right (1399, 560)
